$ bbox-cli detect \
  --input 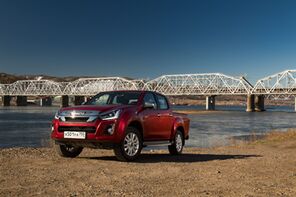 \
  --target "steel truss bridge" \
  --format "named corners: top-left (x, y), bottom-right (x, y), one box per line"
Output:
top-left (0, 70), bottom-right (296, 97)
